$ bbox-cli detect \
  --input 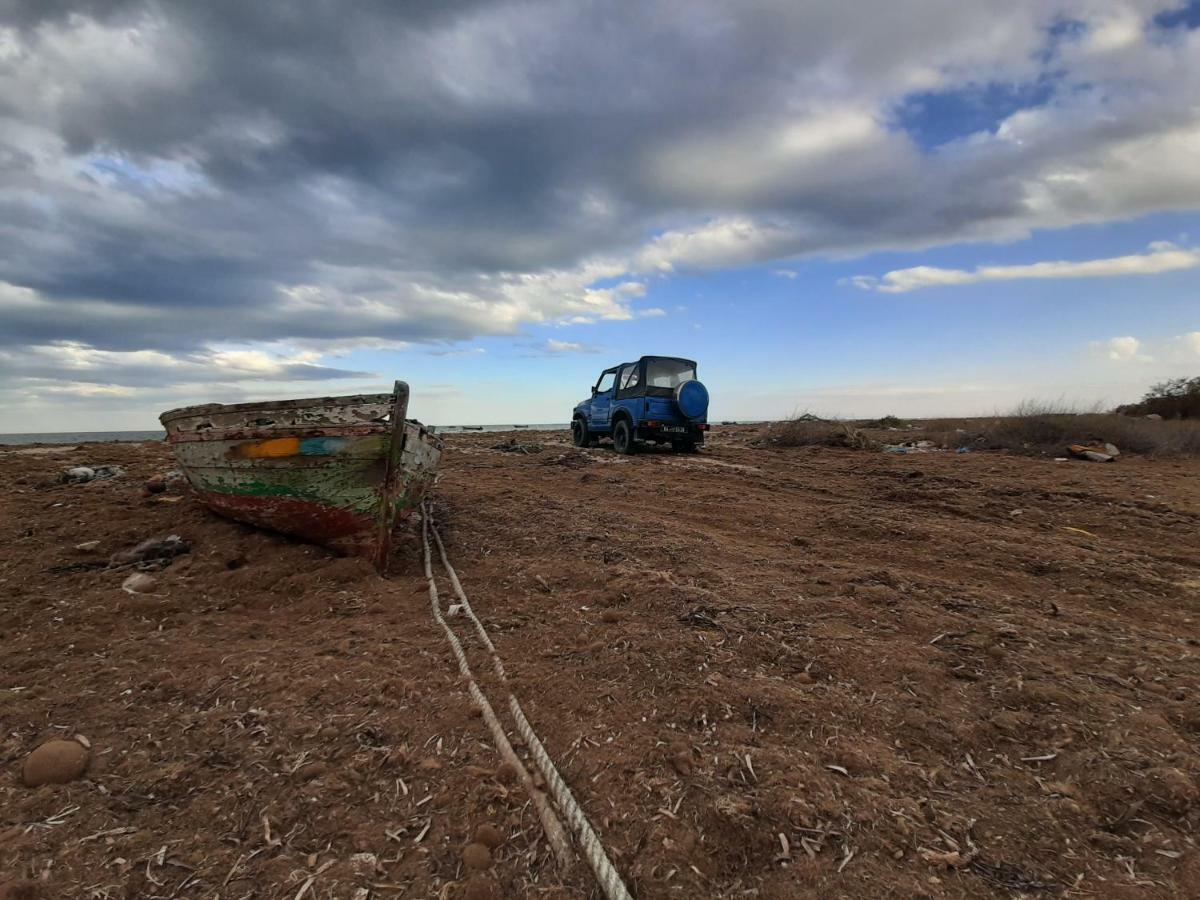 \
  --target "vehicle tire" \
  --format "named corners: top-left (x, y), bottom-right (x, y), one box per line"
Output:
top-left (672, 438), bottom-right (698, 453)
top-left (613, 419), bottom-right (636, 455)
top-left (571, 417), bottom-right (590, 448)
